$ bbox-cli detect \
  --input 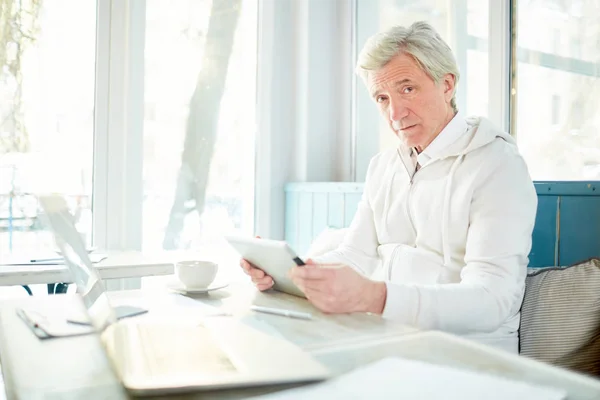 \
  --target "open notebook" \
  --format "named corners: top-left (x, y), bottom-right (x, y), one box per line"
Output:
top-left (251, 357), bottom-right (567, 400)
